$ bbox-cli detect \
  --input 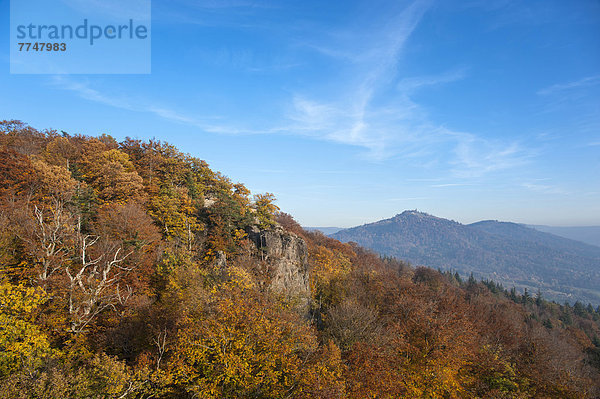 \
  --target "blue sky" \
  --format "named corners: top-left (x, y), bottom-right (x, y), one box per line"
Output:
top-left (2, 0), bottom-right (599, 227)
